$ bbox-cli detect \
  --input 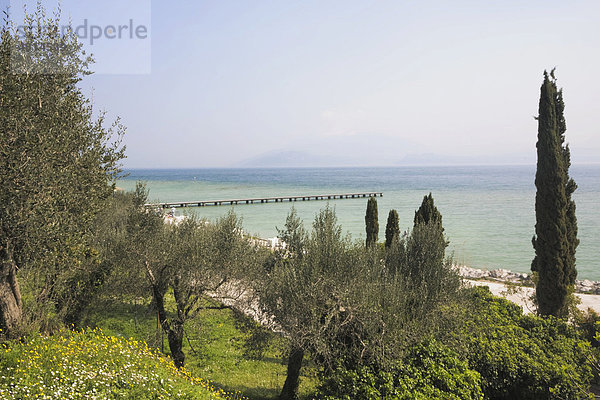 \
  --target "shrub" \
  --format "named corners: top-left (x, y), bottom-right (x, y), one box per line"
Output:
top-left (456, 286), bottom-right (594, 400)
top-left (316, 339), bottom-right (483, 400)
